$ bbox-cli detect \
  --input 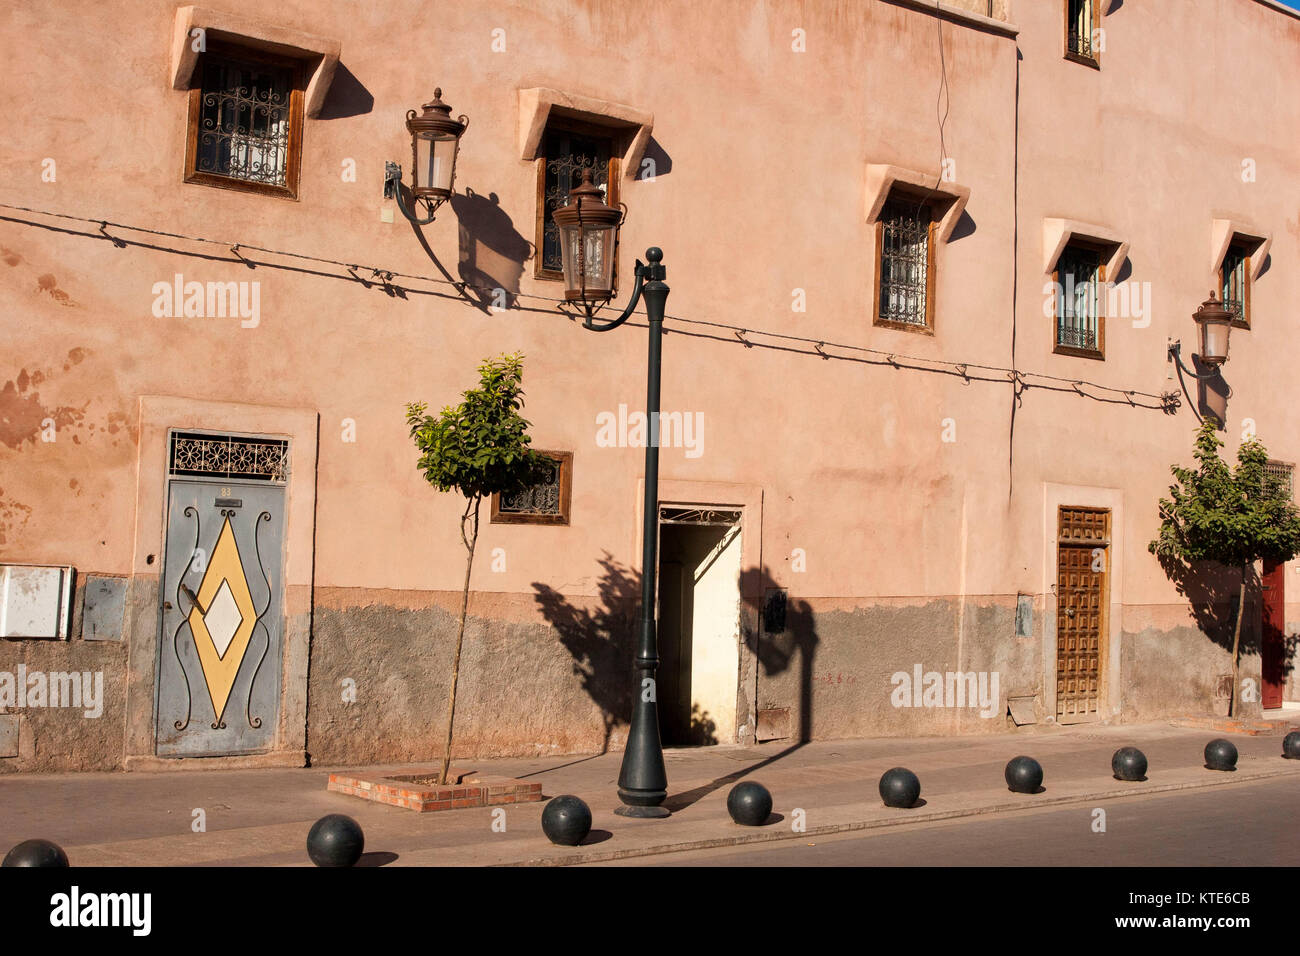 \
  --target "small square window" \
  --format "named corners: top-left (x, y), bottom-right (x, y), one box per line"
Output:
top-left (1220, 241), bottom-right (1251, 328)
top-left (1053, 243), bottom-right (1106, 359)
top-left (185, 45), bottom-right (305, 199)
top-left (536, 124), bottom-right (620, 280)
top-left (490, 451), bottom-right (572, 526)
top-left (874, 193), bottom-right (937, 333)
top-left (1065, 0), bottom-right (1101, 66)
top-left (1265, 461), bottom-right (1294, 500)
